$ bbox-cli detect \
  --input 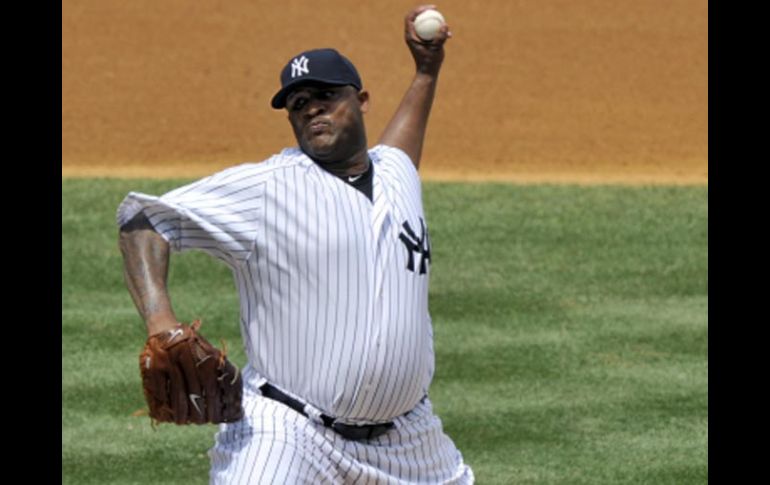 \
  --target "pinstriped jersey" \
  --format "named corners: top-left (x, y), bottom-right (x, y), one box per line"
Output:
top-left (117, 145), bottom-right (435, 423)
